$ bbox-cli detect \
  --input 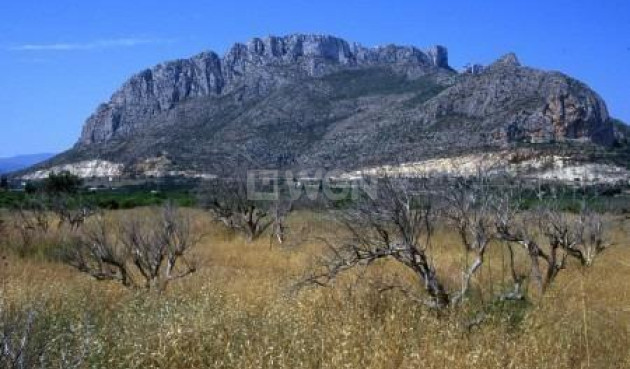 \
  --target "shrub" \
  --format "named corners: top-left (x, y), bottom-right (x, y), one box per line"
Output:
top-left (43, 171), bottom-right (82, 194)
